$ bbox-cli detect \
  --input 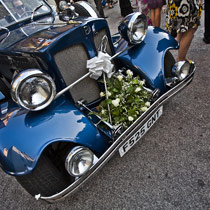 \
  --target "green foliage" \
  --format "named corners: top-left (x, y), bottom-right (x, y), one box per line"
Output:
top-left (91, 70), bottom-right (152, 129)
